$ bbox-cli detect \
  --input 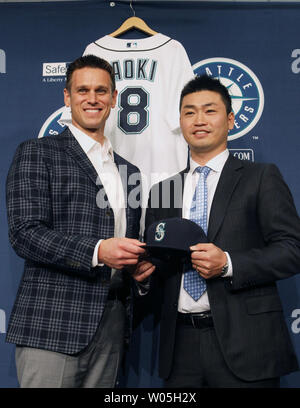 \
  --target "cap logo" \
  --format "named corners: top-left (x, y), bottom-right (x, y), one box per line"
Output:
top-left (155, 222), bottom-right (166, 242)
